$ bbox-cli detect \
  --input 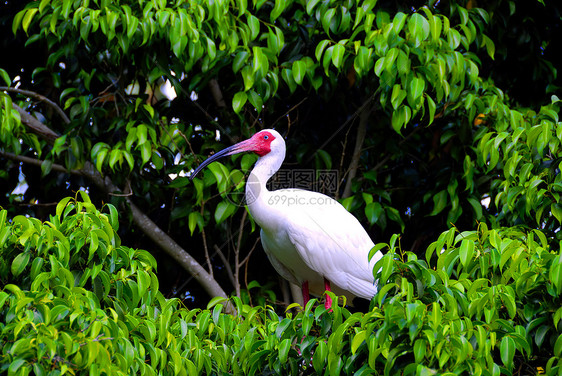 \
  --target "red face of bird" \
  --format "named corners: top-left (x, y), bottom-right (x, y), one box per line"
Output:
top-left (190, 130), bottom-right (277, 179)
